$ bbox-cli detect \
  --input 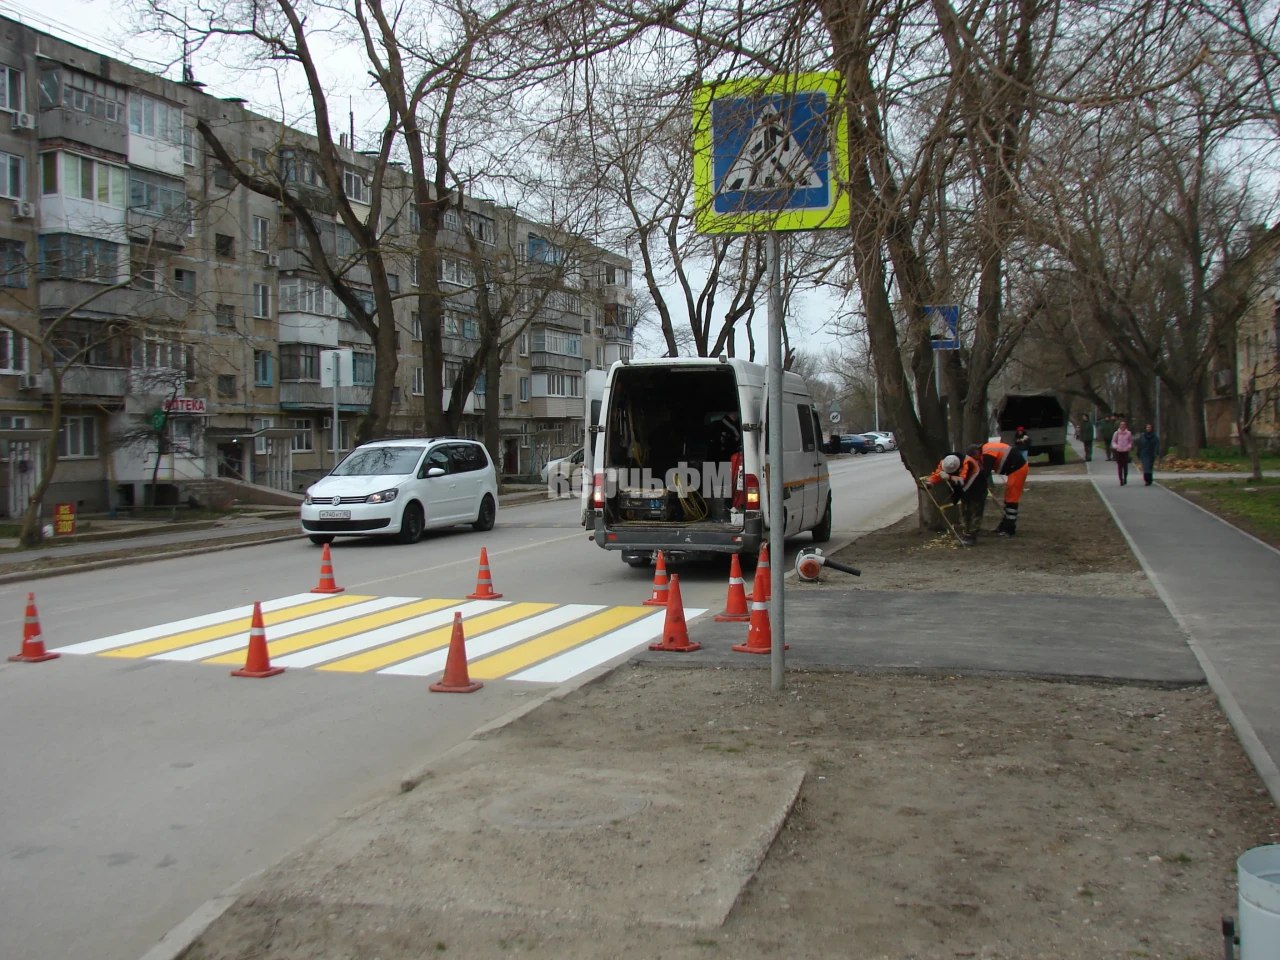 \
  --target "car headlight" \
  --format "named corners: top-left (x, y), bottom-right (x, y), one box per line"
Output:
top-left (366, 488), bottom-right (399, 504)
top-left (303, 493), bottom-right (314, 505)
